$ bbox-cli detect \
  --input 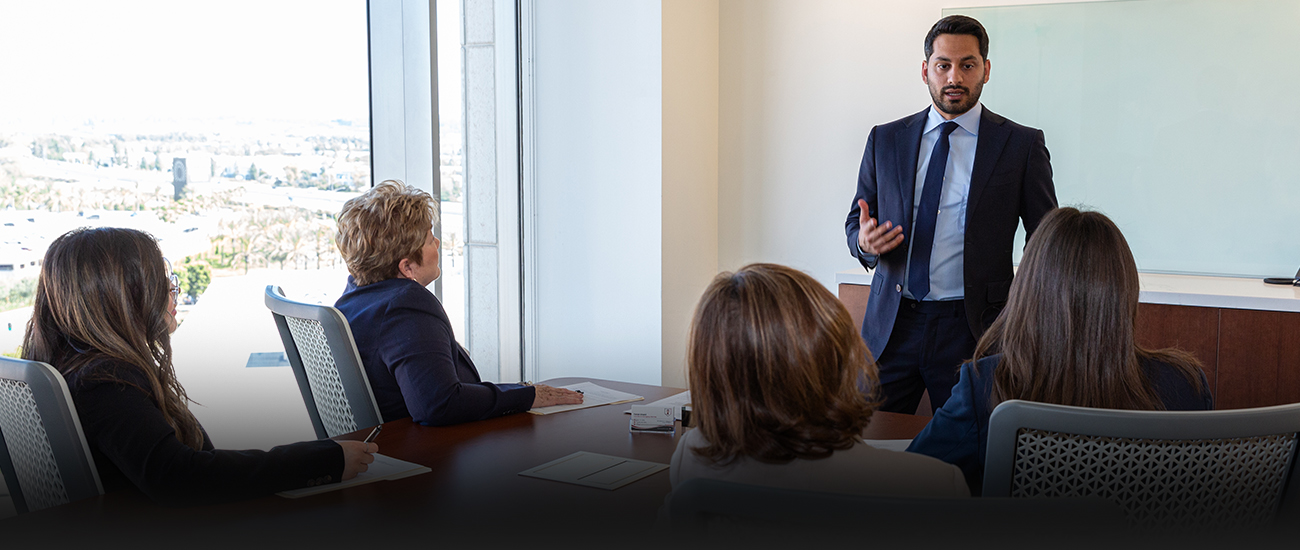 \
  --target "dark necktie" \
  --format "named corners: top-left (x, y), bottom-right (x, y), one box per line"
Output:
top-left (908, 121), bottom-right (959, 301)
